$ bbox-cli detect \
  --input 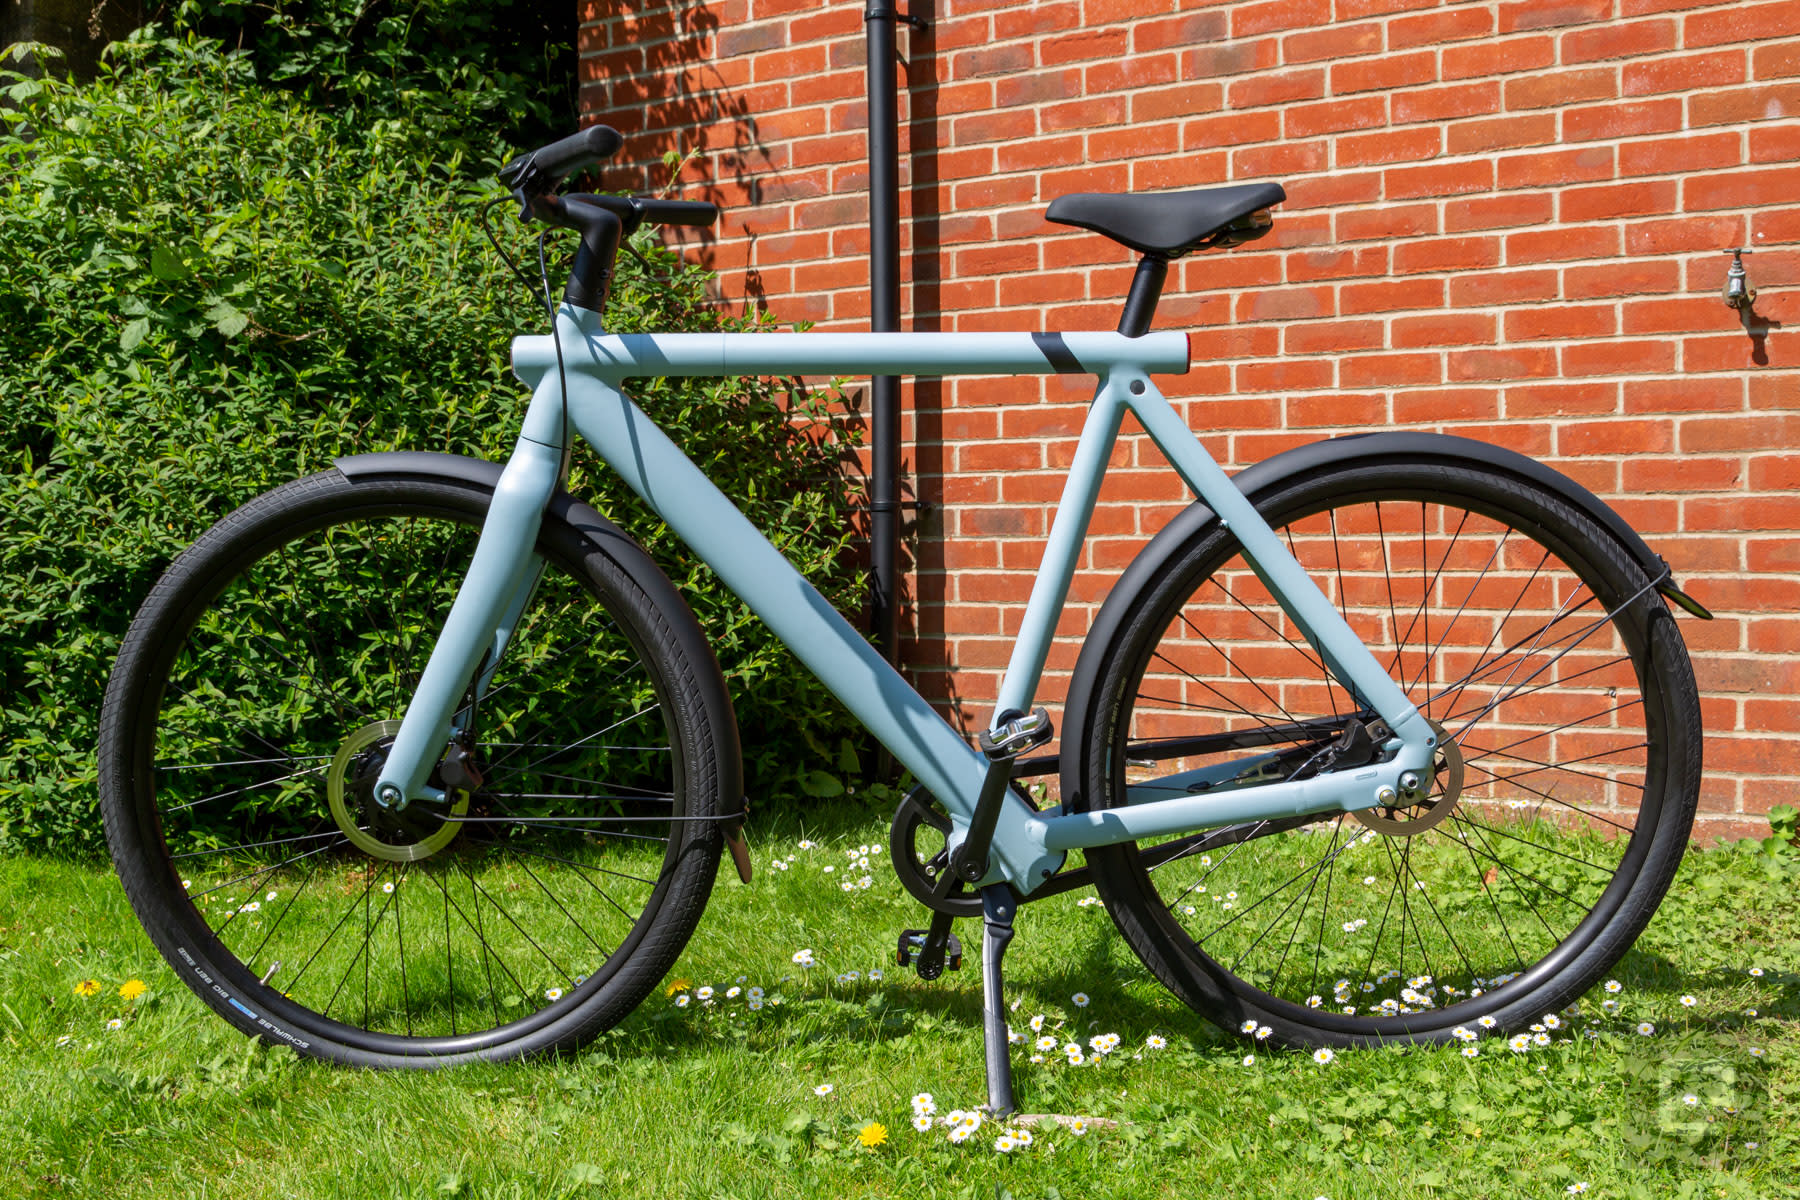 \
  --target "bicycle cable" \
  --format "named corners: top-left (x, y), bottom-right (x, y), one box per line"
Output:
top-left (477, 194), bottom-right (573, 484)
